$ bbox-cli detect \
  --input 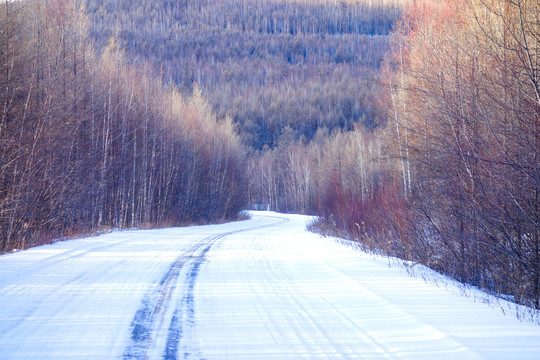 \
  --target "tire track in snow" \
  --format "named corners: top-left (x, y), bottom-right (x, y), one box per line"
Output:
top-left (319, 263), bottom-right (484, 359)
top-left (253, 252), bottom-right (397, 359)
top-left (122, 237), bottom-right (215, 360)
top-left (164, 241), bottom-right (213, 360)
top-left (277, 264), bottom-right (399, 359)
top-left (123, 216), bottom-right (289, 360)
top-left (0, 238), bottom-right (137, 339)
